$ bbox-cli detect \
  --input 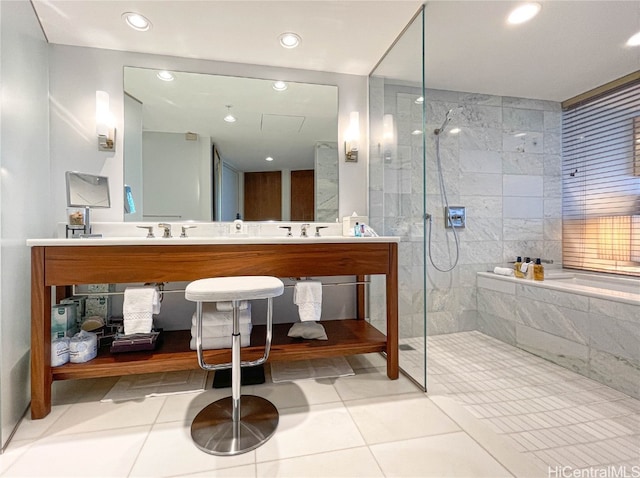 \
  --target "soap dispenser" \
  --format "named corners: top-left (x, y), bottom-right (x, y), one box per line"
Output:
top-left (533, 258), bottom-right (544, 281)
